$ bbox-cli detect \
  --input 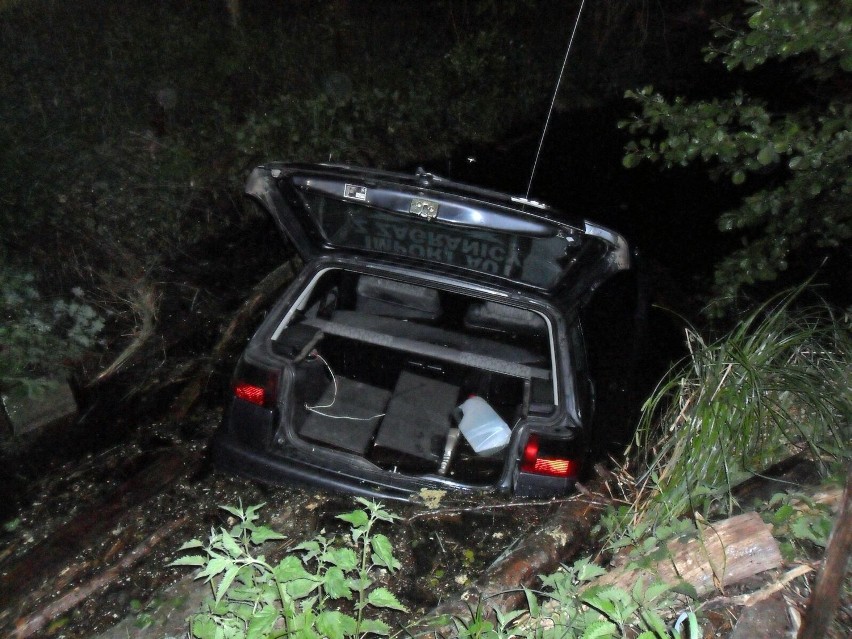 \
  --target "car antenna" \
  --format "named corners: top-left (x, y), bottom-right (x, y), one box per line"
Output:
top-left (525, 0), bottom-right (588, 200)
